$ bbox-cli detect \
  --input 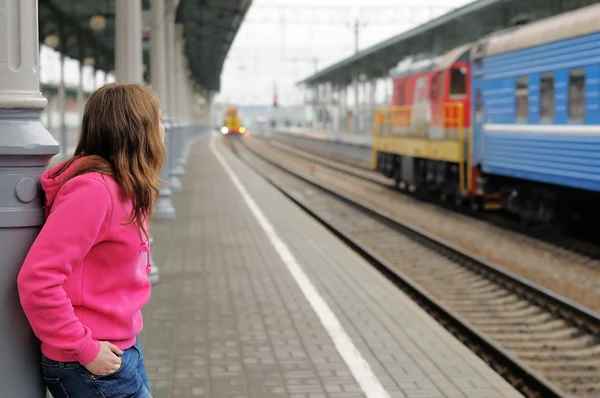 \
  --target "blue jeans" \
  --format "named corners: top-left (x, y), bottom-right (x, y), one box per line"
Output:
top-left (41, 339), bottom-right (152, 398)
